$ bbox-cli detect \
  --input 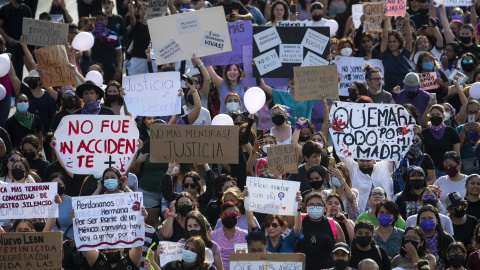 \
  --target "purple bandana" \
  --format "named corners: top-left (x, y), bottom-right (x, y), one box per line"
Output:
top-left (94, 22), bottom-right (107, 40)
top-left (429, 124), bottom-right (446, 140)
top-left (82, 100), bottom-right (101, 115)
top-left (425, 230), bottom-right (439, 255)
